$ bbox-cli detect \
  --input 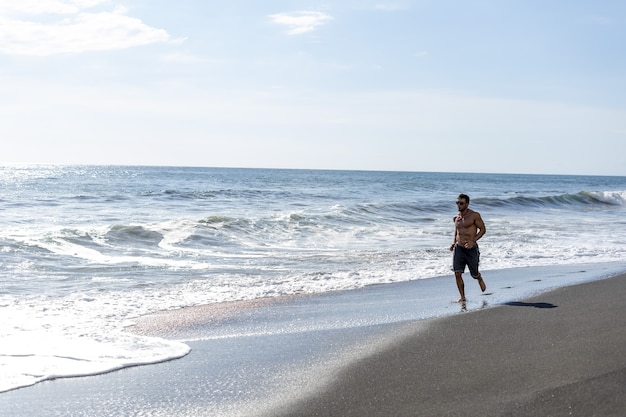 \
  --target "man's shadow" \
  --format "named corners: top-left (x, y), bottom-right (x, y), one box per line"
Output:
top-left (504, 301), bottom-right (558, 309)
